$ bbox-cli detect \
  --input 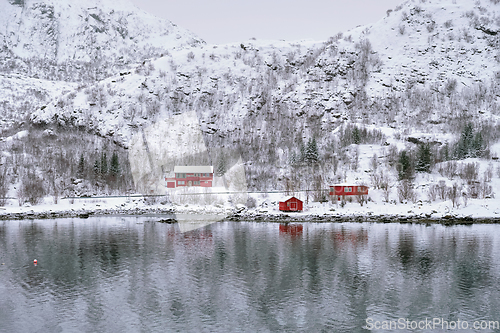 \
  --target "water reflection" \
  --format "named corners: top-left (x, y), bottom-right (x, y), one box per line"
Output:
top-left (1, 219), bottom-right (500, 332)
top-left (279, 223), bottom-right (303, 236)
